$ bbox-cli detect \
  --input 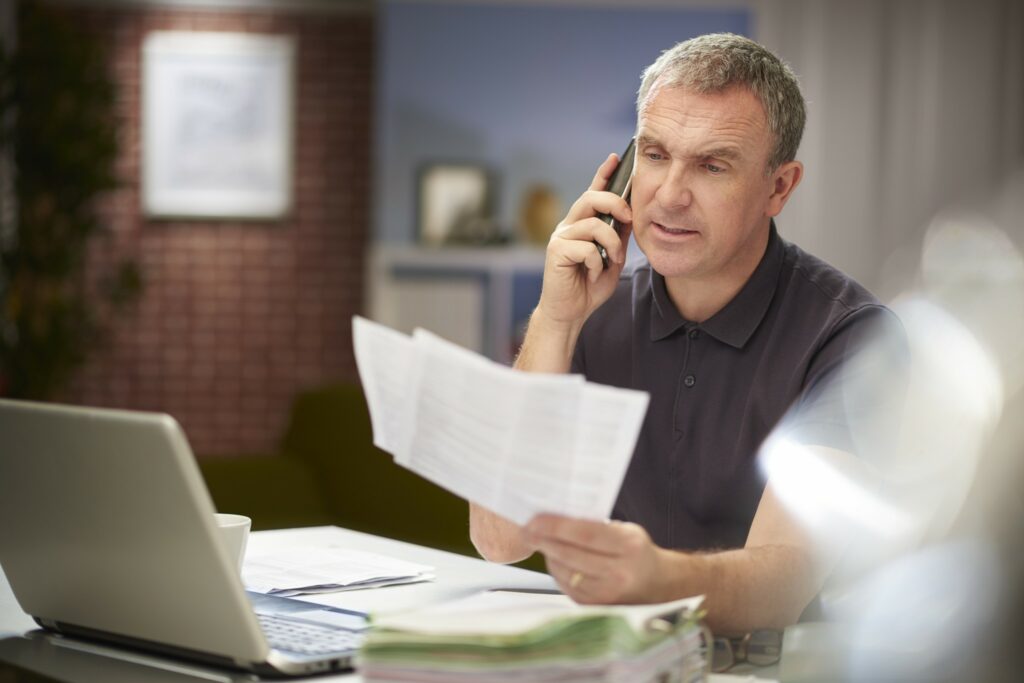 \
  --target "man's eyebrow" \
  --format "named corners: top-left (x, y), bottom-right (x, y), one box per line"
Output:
top-left (636, 136), bottom-right (743, 161)
top-left (699, 147), bottom-right (743, 161)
